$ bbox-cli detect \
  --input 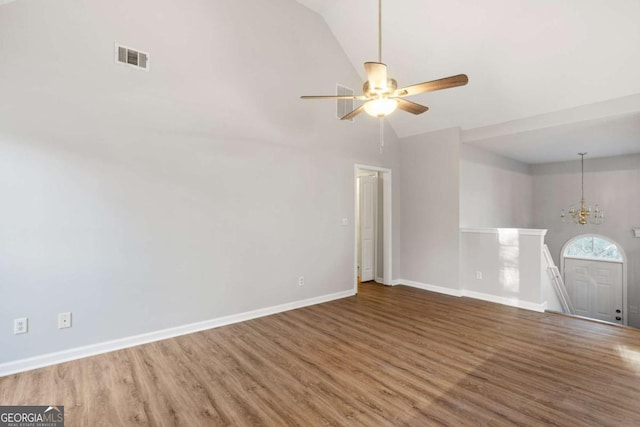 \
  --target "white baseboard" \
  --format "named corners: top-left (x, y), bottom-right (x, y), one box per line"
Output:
top-left (0, 289), bottom-right (355, 378)
top-left (375, 276), bottom-right (386, 285)
top-left (392, 279), bottom-right (463, 297)
top-left (461, 290), bottom-right (547, 313)
top-left (393, 279), bottom-right (546, 313)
